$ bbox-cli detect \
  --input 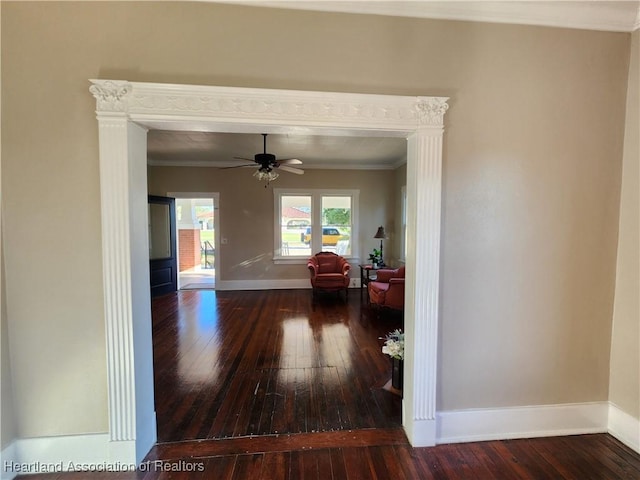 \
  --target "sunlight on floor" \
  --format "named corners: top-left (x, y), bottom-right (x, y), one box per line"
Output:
top-left (278, 317), bottom-right (352, 381)
top-left (180, 266), bottom-right (215, 290)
